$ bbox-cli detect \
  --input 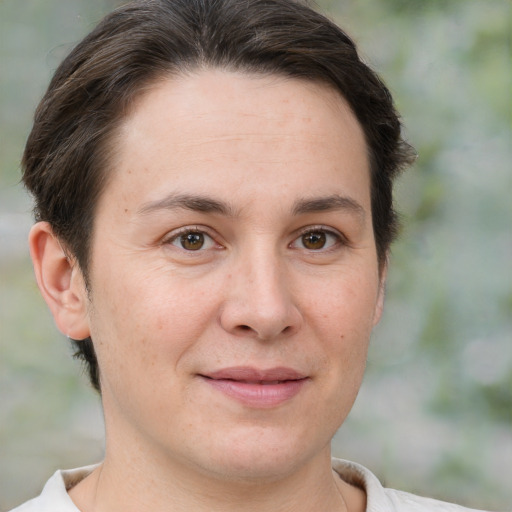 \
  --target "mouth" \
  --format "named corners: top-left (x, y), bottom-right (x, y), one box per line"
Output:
top-left (199, 366), bottom-right (309, 408)
top-left (218, 380), bottom-right (292, 385)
